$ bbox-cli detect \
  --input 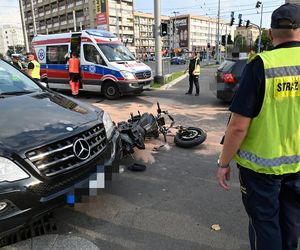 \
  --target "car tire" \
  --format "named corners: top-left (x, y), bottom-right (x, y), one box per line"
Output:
top-left (102, 81), bottom-right (120, 100)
